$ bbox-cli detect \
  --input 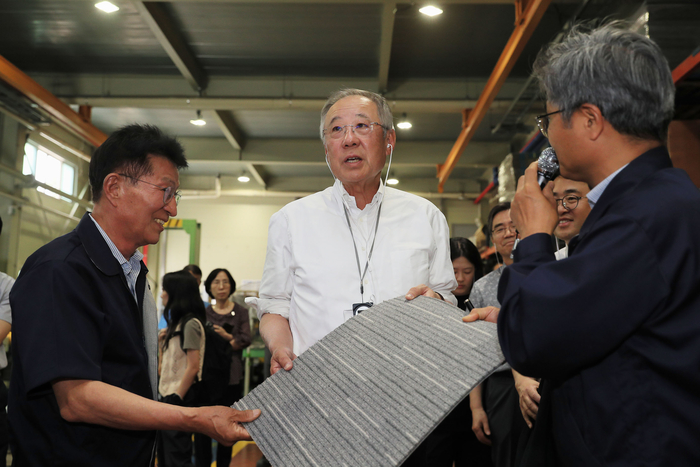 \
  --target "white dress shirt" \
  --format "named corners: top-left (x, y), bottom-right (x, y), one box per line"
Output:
top-left (247, 179), bottom-right (457, 355)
